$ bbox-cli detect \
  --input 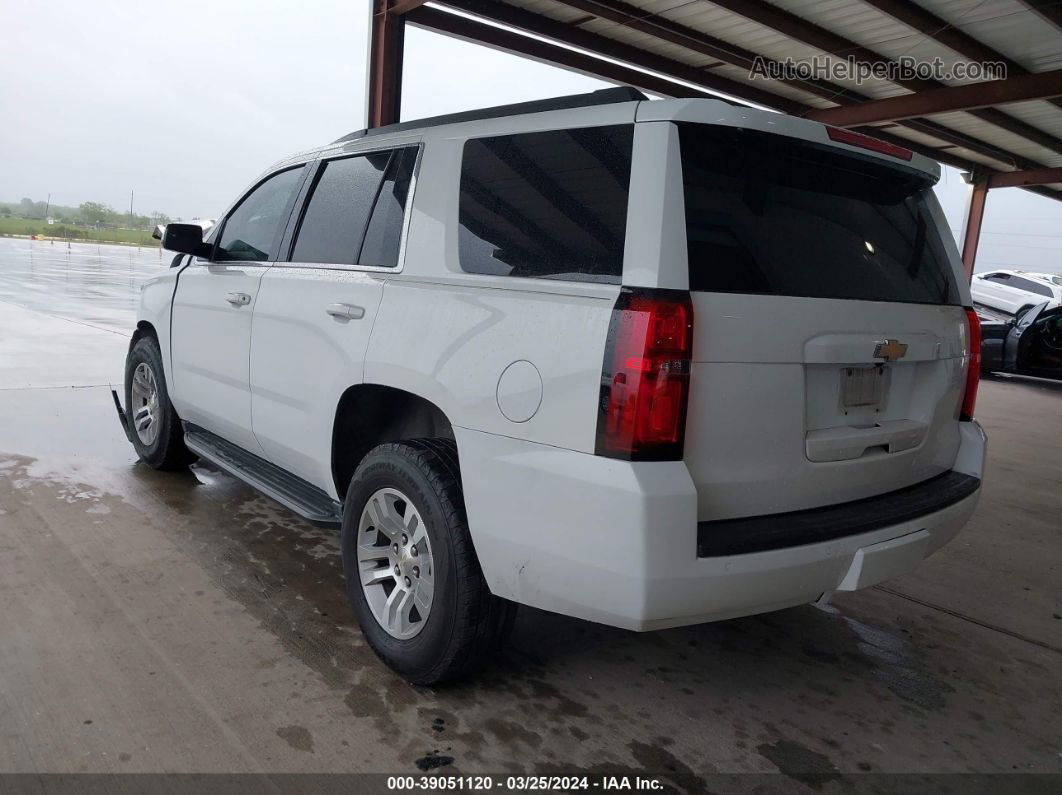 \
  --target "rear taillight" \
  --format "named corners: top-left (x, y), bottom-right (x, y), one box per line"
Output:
top-left (596, 288), bottom-right (694, 461)
top-left (961, 307), bottom-right (981, 422)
